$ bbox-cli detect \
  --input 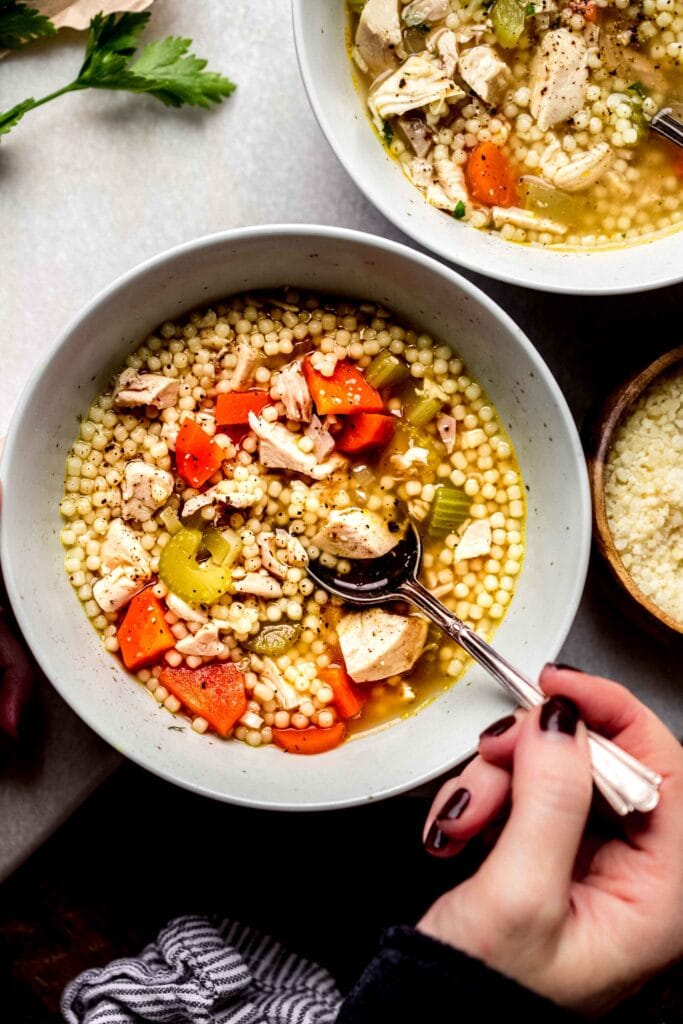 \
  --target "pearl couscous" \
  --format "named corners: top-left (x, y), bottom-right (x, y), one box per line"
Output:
top-left (348, 0), bottom-right (683, 248)
top-left (605, 368), bottom-right (683, 623)
top-left (60, 289), bottom-right (525, 753)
